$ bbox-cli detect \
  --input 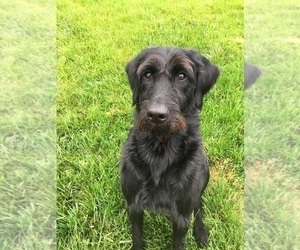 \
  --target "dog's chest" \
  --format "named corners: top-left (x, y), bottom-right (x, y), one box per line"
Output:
top-left (133, 134), bottom-right (198, 212)
top-left (137, 174), bottom-right (179, 213)
top-left (137, 137), bottom-right (182, 171)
